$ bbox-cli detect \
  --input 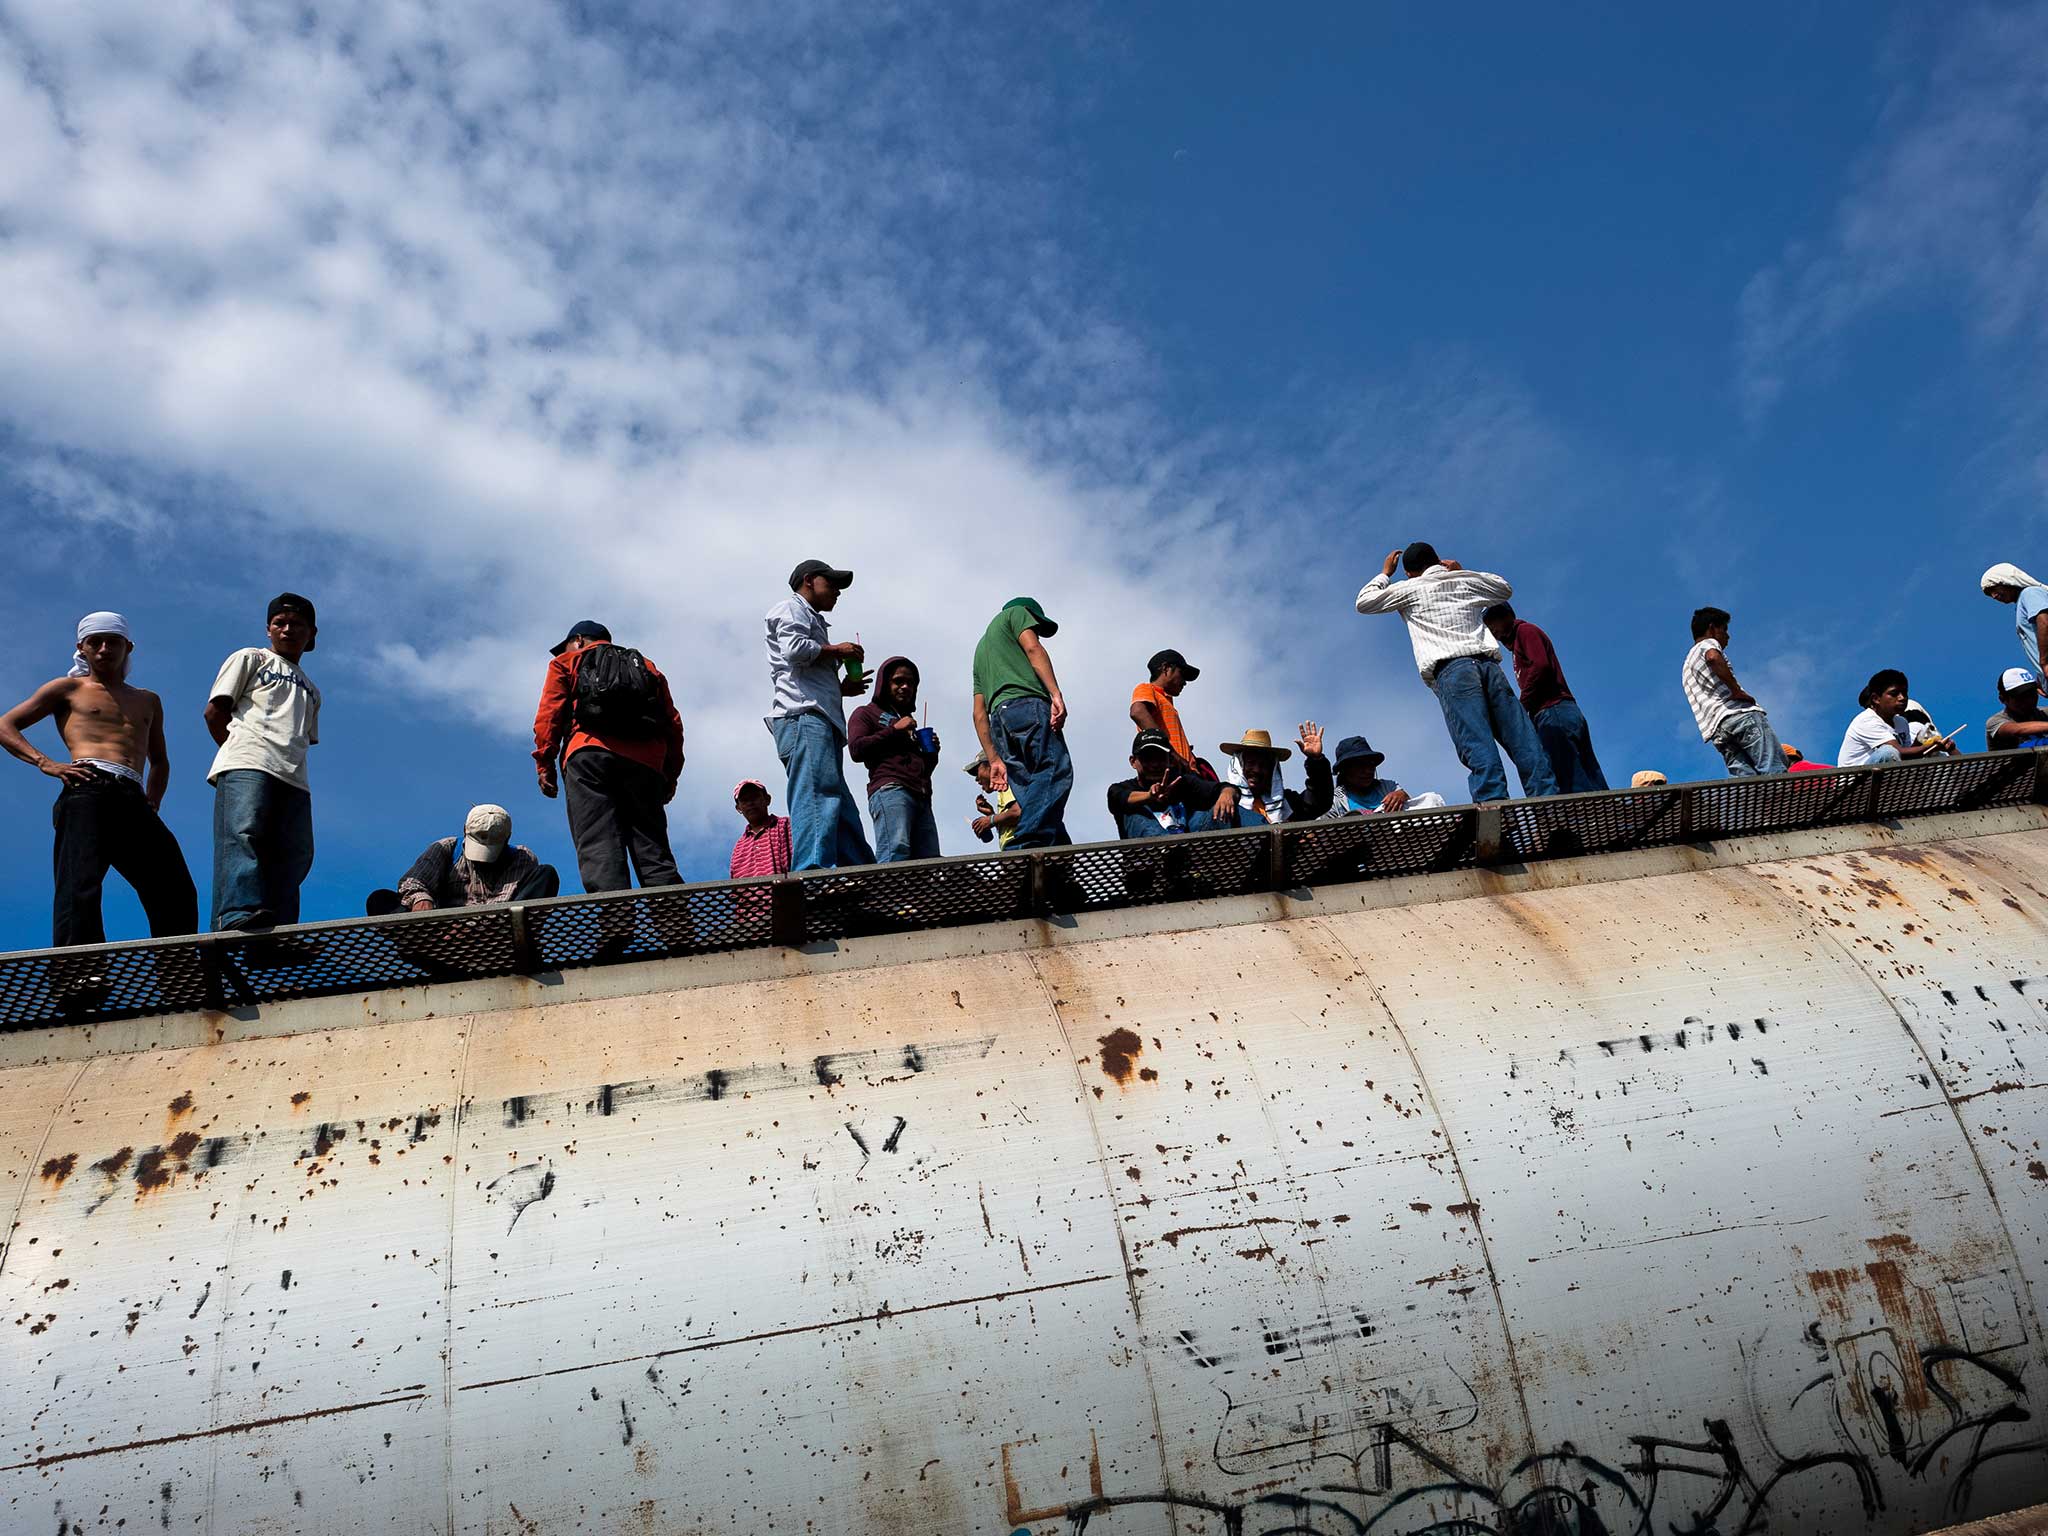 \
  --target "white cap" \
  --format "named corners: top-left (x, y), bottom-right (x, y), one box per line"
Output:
top-left (2001, 667), bottom-right (2040, 695)
top-left (462, 804), bottom-right (512, 863)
